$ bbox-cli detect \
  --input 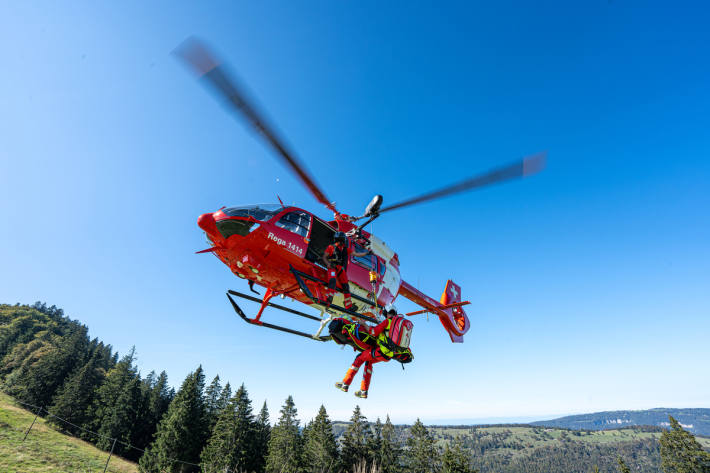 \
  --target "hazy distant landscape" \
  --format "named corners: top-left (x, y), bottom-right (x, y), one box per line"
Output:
top-left (532, 408), bottom-right (710, 437)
